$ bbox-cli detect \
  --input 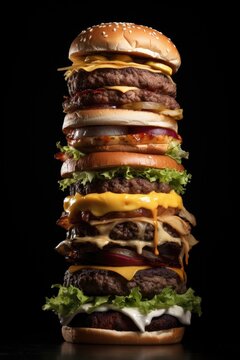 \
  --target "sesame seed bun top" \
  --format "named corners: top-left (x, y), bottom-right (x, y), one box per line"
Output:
top-left (69, 22), bottom-right (181, 73)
